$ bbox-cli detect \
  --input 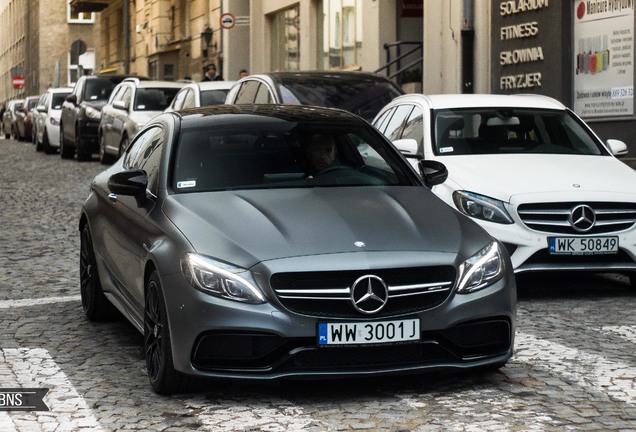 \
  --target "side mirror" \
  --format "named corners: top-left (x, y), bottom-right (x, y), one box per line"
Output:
top-left (418, 160), bottom-right (448, 188)
top-left (107, 170), bottom-right (148, 196)
top-left (392, 138), bottom-right (420, 157)
top-left (65, 94), bottom-right (77, 104)
top-left (113, 100), bottom-right (127, 111)
top-left (36, 104), bottom-right (47, 113)
top-left (606, 139), bottom-right (628, 157)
